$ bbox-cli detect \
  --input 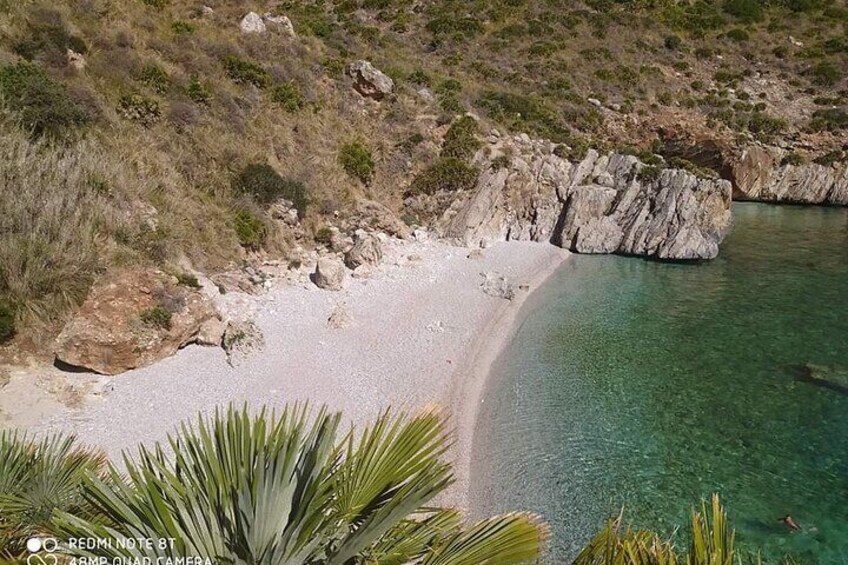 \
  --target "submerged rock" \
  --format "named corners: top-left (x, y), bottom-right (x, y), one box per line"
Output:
top-left (54, 269), bottom-right (220, 375)
top-left (440, 135), bottom-right (732, 260)
top-left (732, 146), bottom-right (848, 205)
